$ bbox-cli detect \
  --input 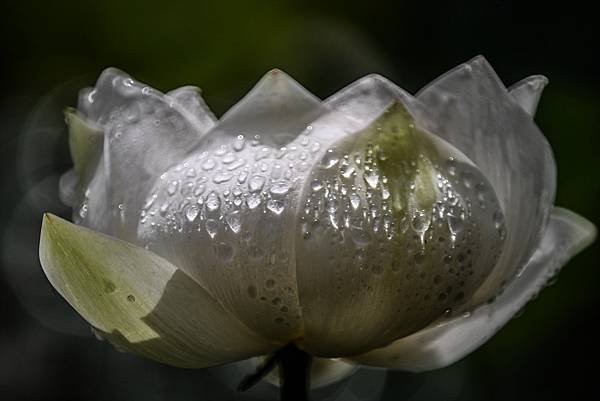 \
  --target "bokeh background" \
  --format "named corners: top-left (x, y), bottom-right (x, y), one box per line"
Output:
top-left (1, 0), bottom-right (598, 400)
